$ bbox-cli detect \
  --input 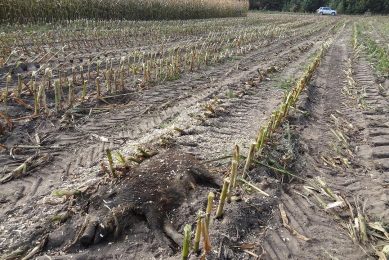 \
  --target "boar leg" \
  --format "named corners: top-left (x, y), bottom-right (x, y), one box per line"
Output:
top-left (80, 203), bottom-right (134, 246)
top-left (163, 219), bottom-right (183, 245)
top-left (145, 208), bottom-right (177, 249)
top-left (80, 217), bottom-right (99, 246)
